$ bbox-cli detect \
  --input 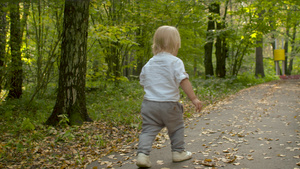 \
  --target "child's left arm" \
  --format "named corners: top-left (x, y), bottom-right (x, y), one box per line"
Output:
top-left (180, 78), bottom-right (202, 112)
